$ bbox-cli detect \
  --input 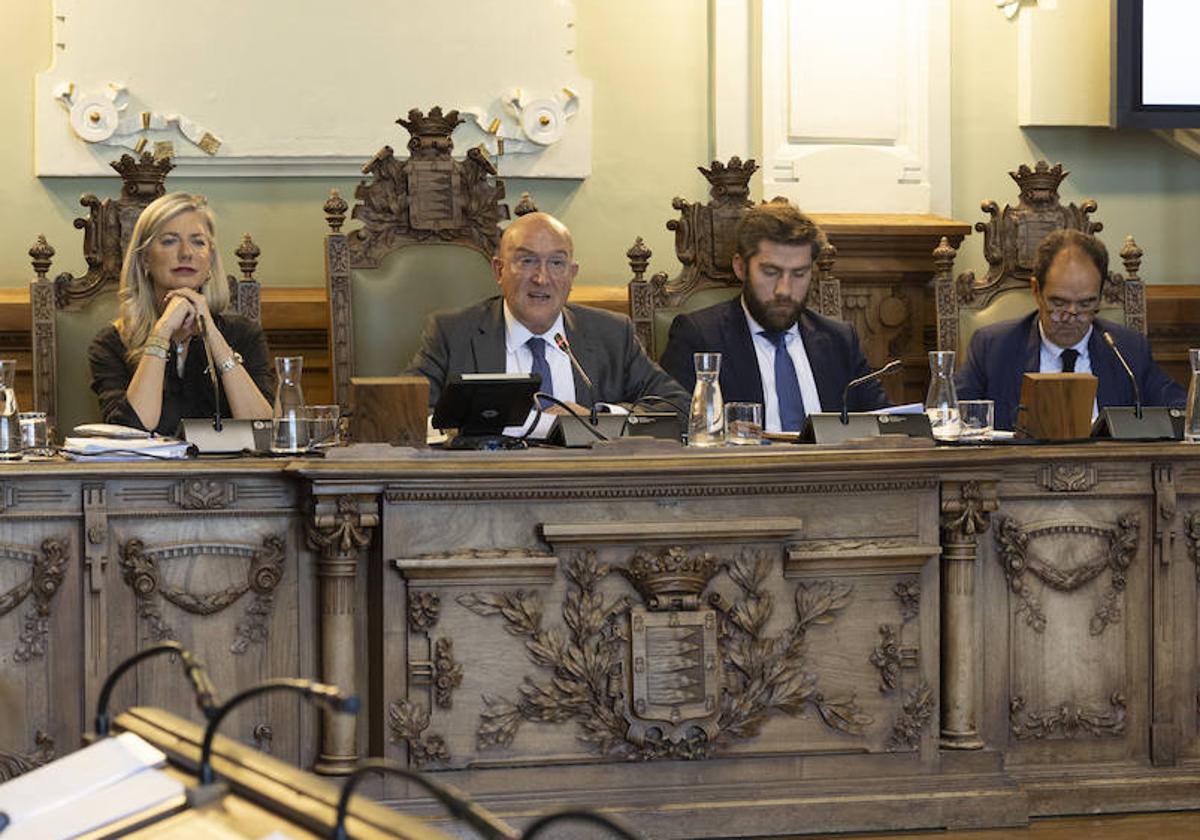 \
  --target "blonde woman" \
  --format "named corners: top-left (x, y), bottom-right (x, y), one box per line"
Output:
top-left (88, 192), bottom-right (274, 435)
